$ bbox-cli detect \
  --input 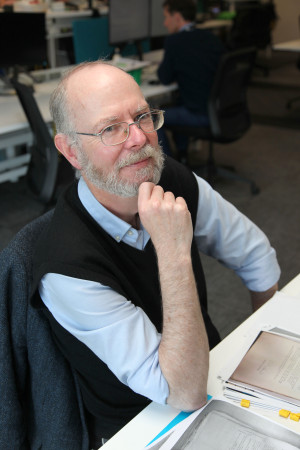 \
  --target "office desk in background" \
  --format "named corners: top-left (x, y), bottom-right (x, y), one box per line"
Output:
top-left (102, 274), bottom-right (300, 450)
top-left (273, 39), bottom-right (300, 53)
top-left (46, 9), bottom-right (94, 68)
top-left (197, 18), bottom-right (232, 30)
